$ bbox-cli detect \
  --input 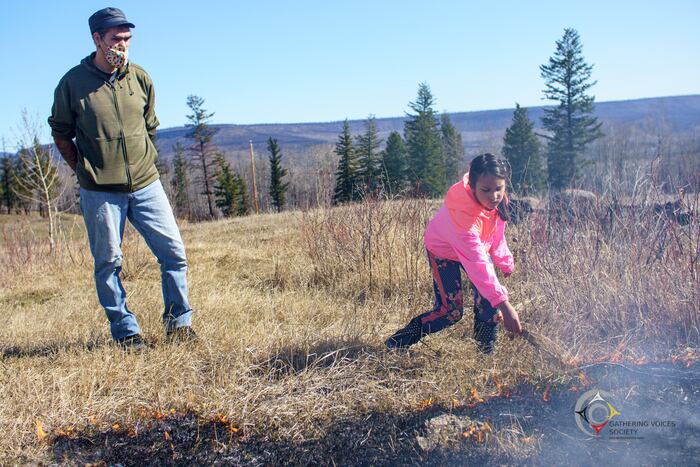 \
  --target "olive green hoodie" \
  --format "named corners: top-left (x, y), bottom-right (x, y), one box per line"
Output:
top-left (49, 53), bottom-right (160, 192)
